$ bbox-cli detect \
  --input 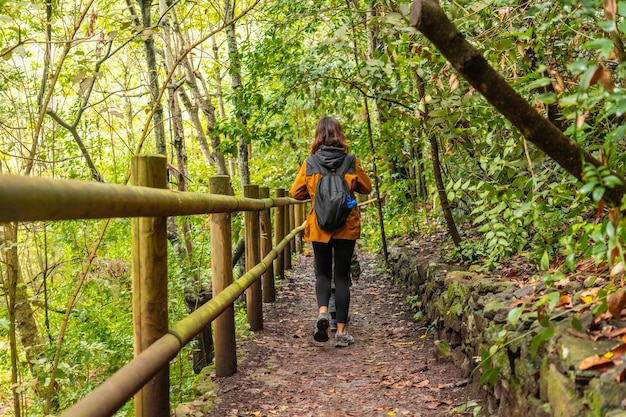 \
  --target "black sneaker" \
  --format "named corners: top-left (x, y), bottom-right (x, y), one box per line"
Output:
top-left (314, 312), bottom-right (330, 342)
